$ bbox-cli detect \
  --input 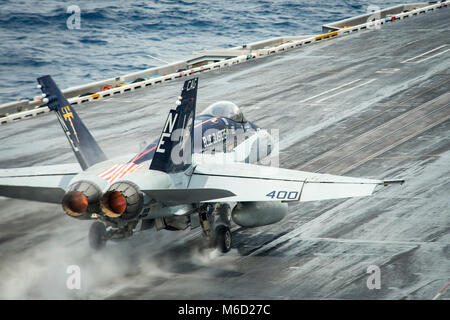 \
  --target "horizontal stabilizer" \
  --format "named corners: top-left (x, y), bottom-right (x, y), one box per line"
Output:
top-left (383, 179), bottom-right (405, 185)
top-left (0, 183), bottom-right (67, 204)
top-left (0, 164), bottom-right (80, 203)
